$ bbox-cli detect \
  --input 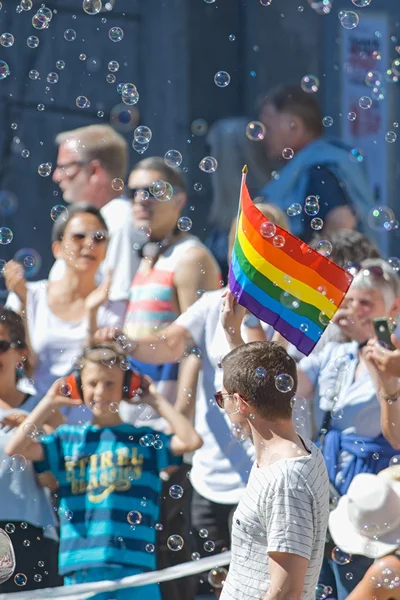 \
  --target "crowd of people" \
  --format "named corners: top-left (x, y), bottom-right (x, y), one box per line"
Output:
top-left (1, 83), bottom-right (400, 600)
